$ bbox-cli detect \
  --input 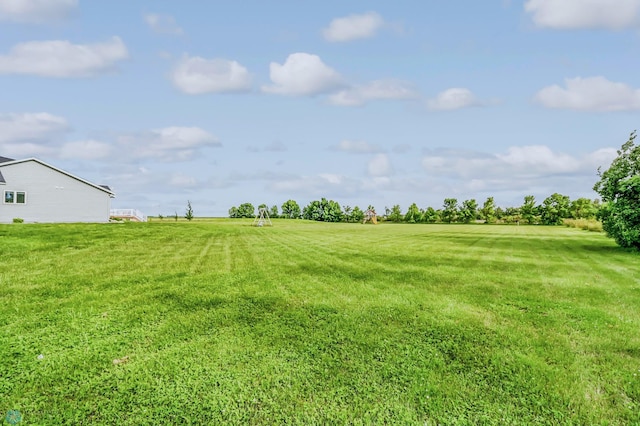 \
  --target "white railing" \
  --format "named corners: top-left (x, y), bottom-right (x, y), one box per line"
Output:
top-left (110, 209), bottom-right (147, 222)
